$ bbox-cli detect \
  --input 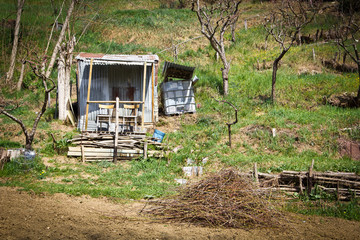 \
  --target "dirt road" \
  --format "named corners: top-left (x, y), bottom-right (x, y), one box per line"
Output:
top-left (1, 187), bottom-right (359, 240)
